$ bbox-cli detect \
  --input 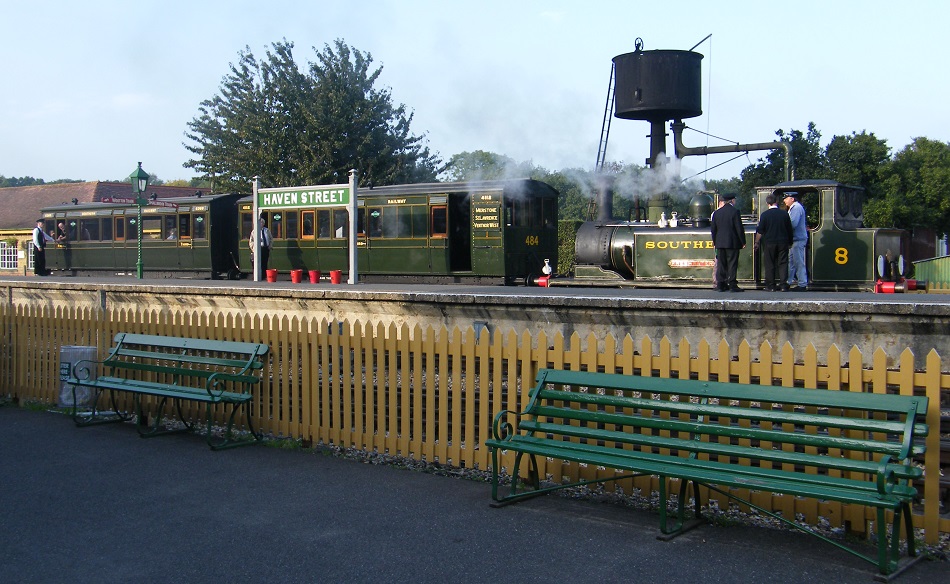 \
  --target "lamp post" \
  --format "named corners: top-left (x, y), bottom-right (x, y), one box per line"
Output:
top-left (129, 162), bottom-right (151, 279)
